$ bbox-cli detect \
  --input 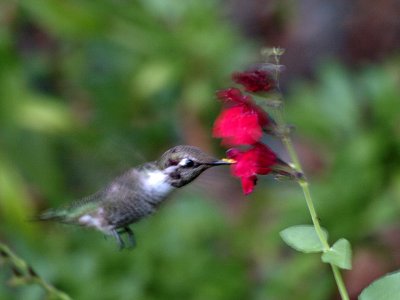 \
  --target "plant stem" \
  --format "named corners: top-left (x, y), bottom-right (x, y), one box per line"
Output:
top-left (275, 109), bottom-right (349, 300)
top-left (299, 179), bottom-right (349, 300)
top-left (298, 176), bottom-right (330, 250)
top-left (265, 48), bottom-right (349, 298)
top-left (331, 264), bottom-right (350, 300)
top-left (0, 243), bottom-right (72, 300)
